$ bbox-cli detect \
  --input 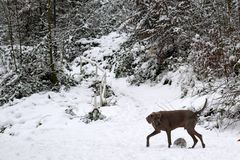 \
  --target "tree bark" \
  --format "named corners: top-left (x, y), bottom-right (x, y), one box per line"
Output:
top-left (38, 0), bottom-right (44, 30)
top-left (238, 0), bottom-right (240, 29)
top-left (47, 0), bottom-right (58, 84)
top-left (53, 0), bottom-right (57, 62)
top-left (15, 3), bottom-right (22, 68)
